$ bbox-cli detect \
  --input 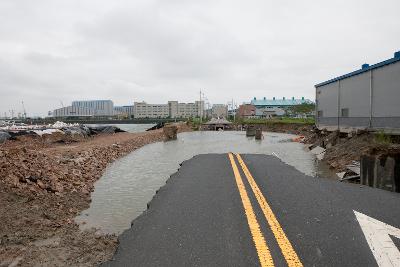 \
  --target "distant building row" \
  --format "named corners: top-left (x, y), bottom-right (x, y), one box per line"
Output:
top-left (52, 100), bottom-right (228, 119)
